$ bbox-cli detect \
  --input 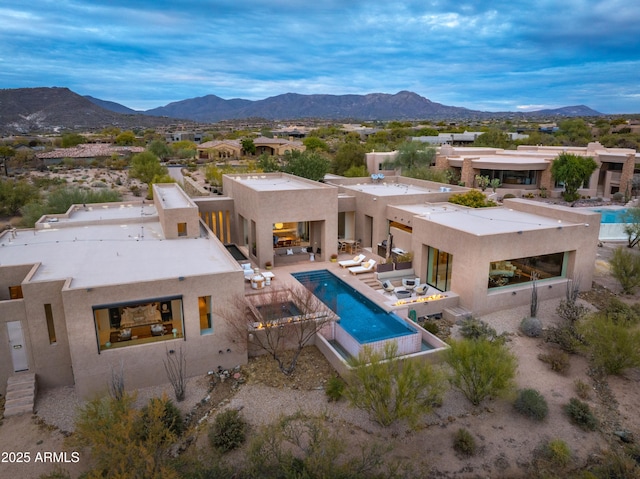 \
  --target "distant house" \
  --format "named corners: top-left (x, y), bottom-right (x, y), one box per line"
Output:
top-left (36, 144), bottom-right (144, 165)
top-left (196, 137), bottom-right (305, 161)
